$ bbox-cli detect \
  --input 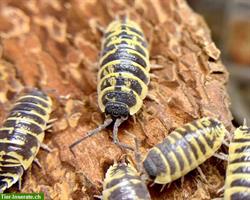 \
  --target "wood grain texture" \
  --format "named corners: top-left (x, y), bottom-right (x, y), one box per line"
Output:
top-left (0, 0), bottom-right (232, 199)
